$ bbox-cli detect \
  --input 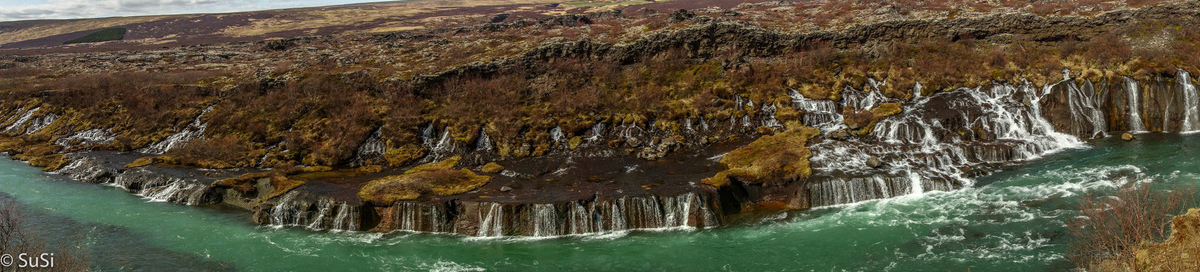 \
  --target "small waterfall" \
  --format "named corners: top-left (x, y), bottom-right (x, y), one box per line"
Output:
top-left (419, 124), bottom-right (438, 146)
top-left (475, 128), bottom-right (493, 151)
top-left (531, 204), bottom-right (560, 236)
top-left (331, 203), bottom-right (359, 231)
top-left (1180, 70), bottom-right (1200, 132)
top-left (264, 191), bottom-right (360, 231)
top-left (307, 199), bottom-right (336, 230)
top-left (550, 126), bottom-right (565, 144)
top-left (54, 128), bottom-right (116, 146)
top-left (353, 128), bottom-right (385, 164)
top-left (23, 113), bottom-right (57, 134)
top-left (3, 107), bottom-right (38, 133)
top-left (1125, 77), bottom-right (1146, 132)
top-left (476, 203), bottom-right (504, 237)
top-left (138, 105), bottom-right (214, 154)
top-left (787, 89), bottom-right (844, 132)
top-left (913, 82), bottom-right (923, 98)
top-left (428, 127), bottom-right (456, 160)
top-left (586, 122), bottom-right (606, 142)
